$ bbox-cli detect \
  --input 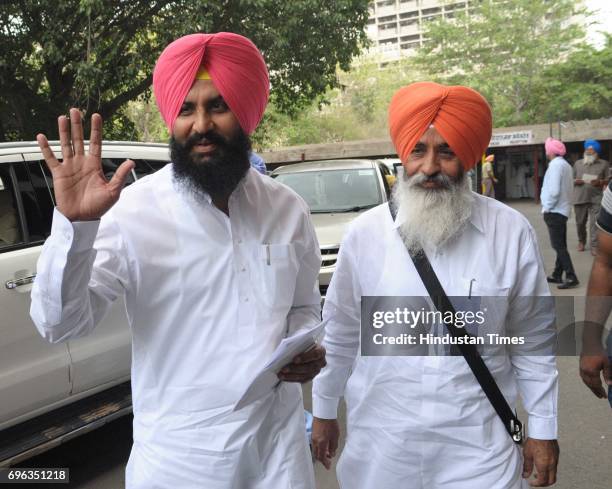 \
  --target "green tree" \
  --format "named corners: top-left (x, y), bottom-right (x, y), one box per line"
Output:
top-left (531, 34), bottom-right (612, 122)
top-left (413, 0), bottom-right (587, 126)
top-left (0, 0), bottom-right (369, 142)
